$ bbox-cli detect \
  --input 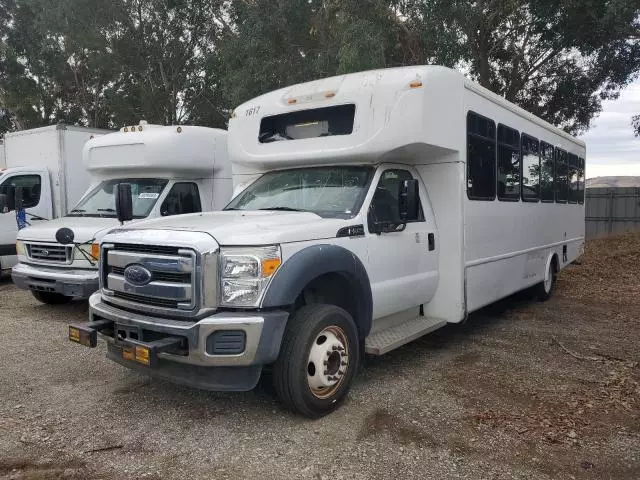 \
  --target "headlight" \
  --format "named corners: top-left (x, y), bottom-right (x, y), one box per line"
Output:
top-left (15, 240), bottom-right (26, 256)
top-left (220, 246), bottom-right (281, 307)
